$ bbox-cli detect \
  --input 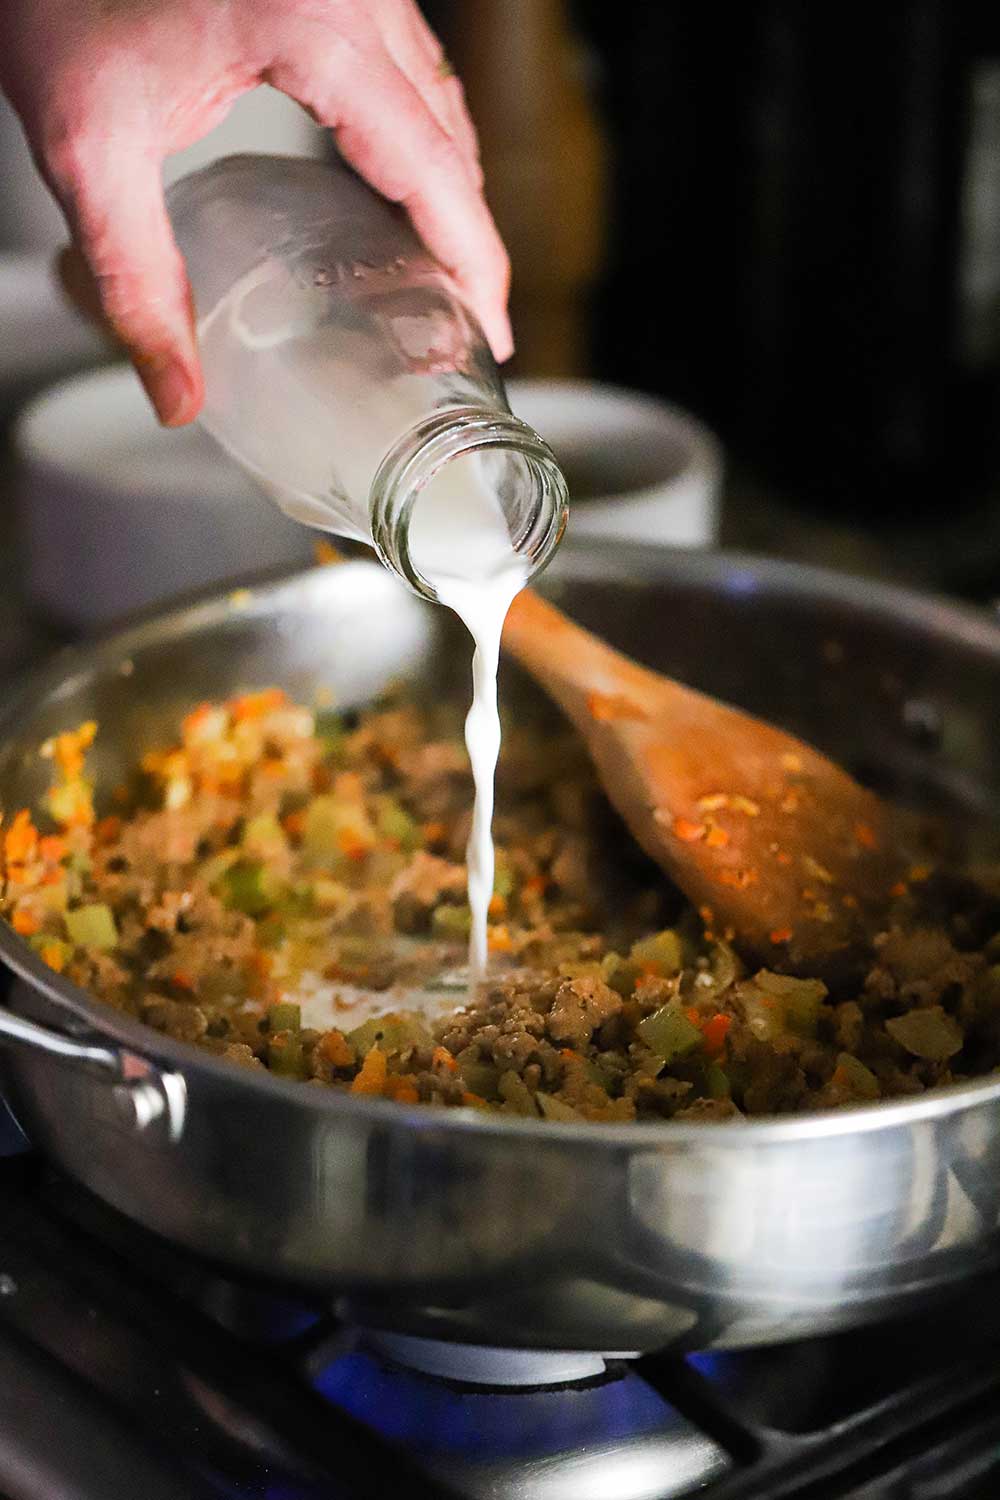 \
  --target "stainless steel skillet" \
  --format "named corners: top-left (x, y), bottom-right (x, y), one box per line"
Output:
top-left (1, 542), bottom-right (999, 1355)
